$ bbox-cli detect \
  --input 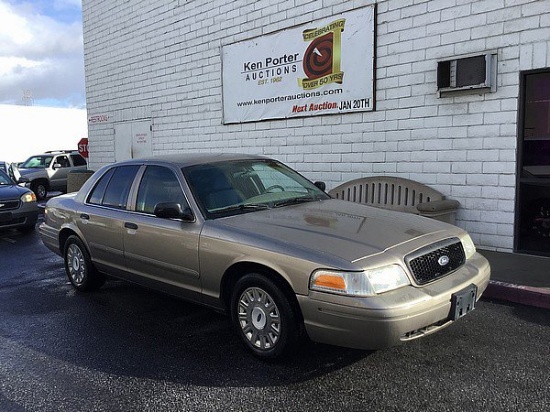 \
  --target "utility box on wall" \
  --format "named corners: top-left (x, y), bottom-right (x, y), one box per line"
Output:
top-left (114, 120), bottom-right (153, 161)
top-left (437, 52), bottom-right (497, 96)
